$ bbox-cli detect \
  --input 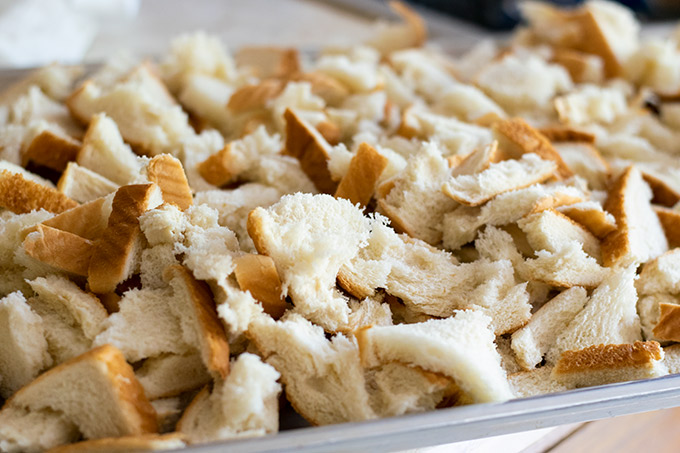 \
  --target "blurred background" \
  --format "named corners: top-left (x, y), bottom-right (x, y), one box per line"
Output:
top-left (0, 0), bottom-right (679, 70)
